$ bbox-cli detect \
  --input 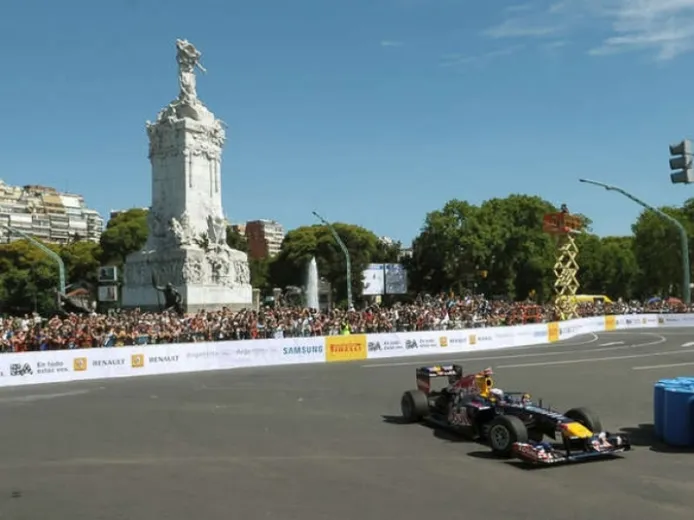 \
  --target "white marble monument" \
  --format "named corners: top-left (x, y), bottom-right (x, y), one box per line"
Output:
top-left (121, 39), bottom-right (252, 312)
